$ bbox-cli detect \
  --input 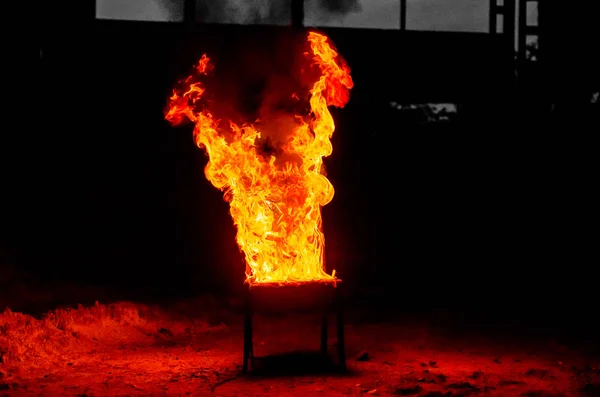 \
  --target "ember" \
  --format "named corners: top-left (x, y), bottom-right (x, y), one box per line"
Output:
top-left (165, 32), bottom-right (353, 286)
